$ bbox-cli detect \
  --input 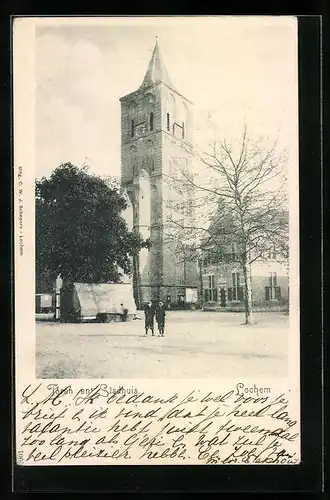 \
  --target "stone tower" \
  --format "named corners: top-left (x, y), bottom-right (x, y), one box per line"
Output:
top-left (120, 40), bottom-right (198, 306)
